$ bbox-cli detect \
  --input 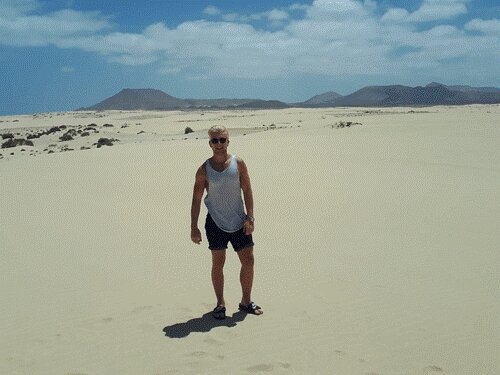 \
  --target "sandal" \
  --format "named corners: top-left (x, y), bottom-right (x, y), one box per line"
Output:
top-left (212, 305), bottom-right (226, 320)
top-left (238, 302), bottom-right (263, 315)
